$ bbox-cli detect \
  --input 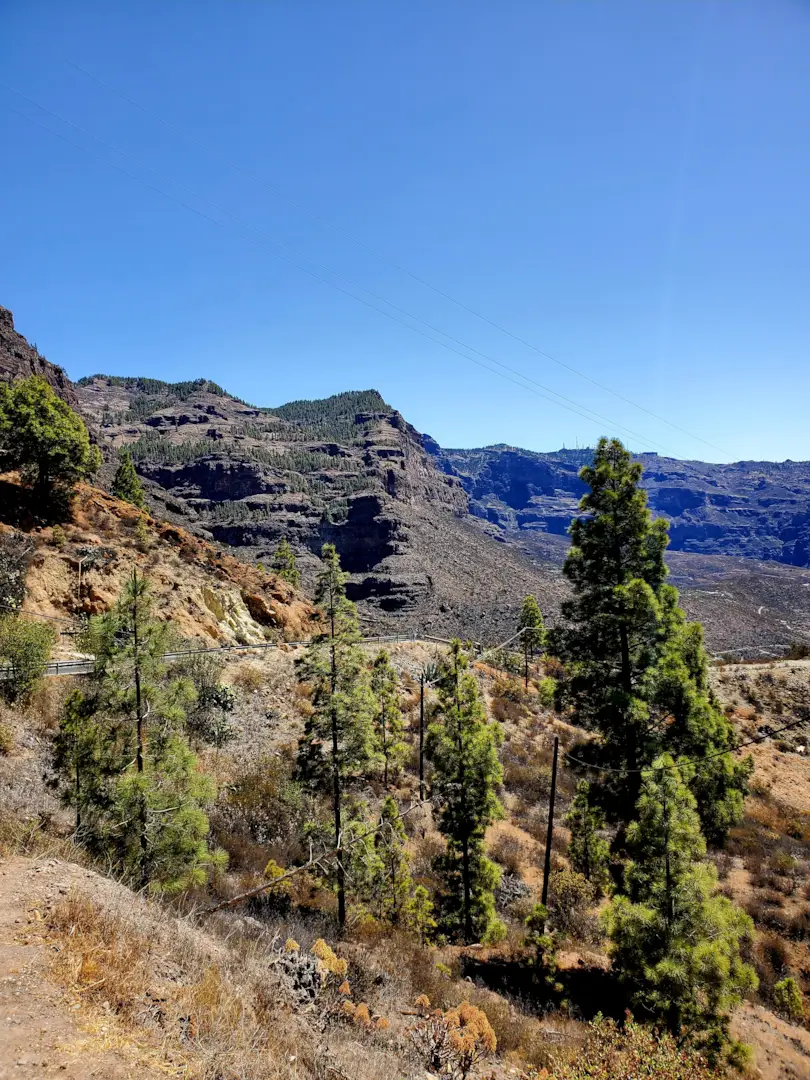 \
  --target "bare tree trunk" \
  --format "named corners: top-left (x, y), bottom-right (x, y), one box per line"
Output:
top-left (132, 569), bottom-right (148, 885)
